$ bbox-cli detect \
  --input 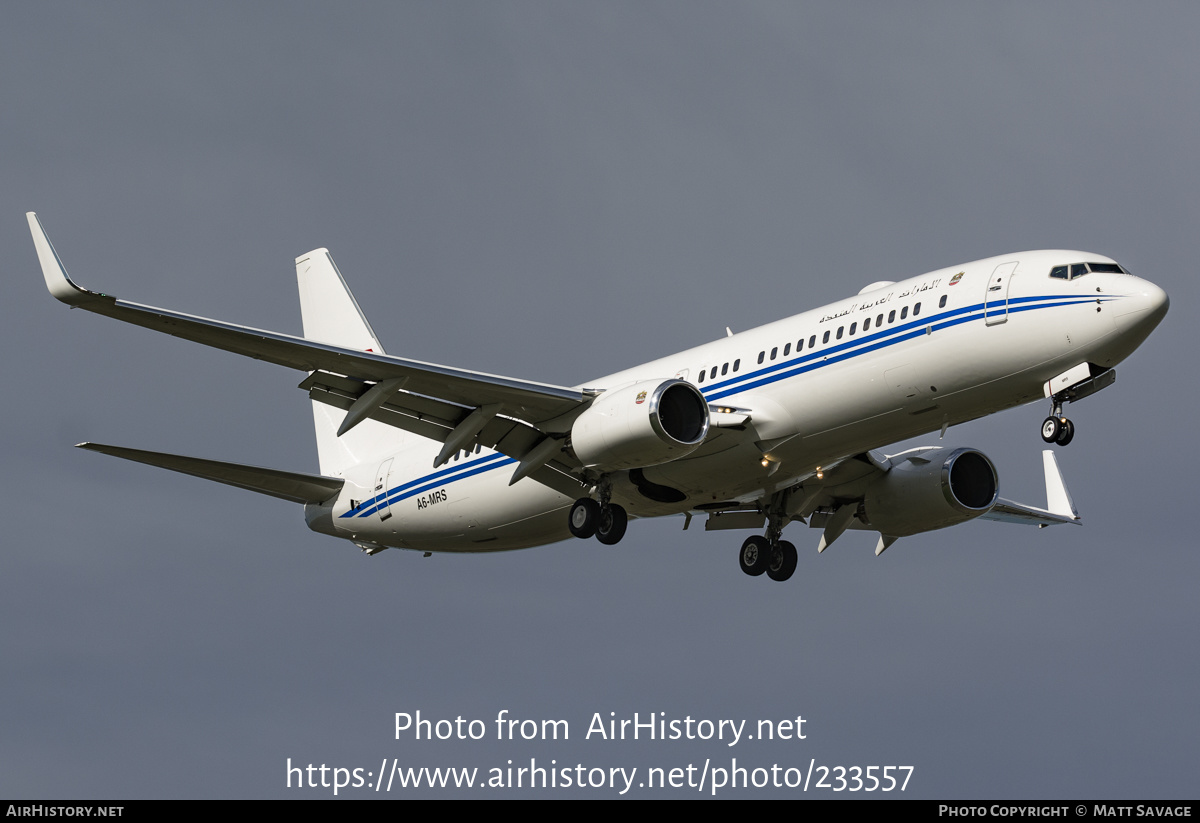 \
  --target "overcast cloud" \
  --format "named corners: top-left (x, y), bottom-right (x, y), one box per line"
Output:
top-left (1, 2), bottom-right (1195, 798)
